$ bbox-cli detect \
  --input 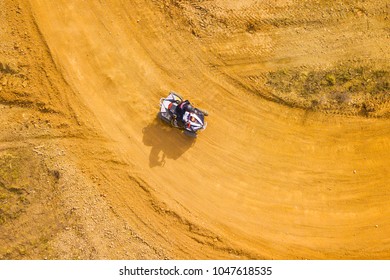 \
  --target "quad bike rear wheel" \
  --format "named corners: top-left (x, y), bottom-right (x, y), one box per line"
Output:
top-left (157, 112), bottom-right (171, 124)
top-left (183, 130), bottom-right (197, 138)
